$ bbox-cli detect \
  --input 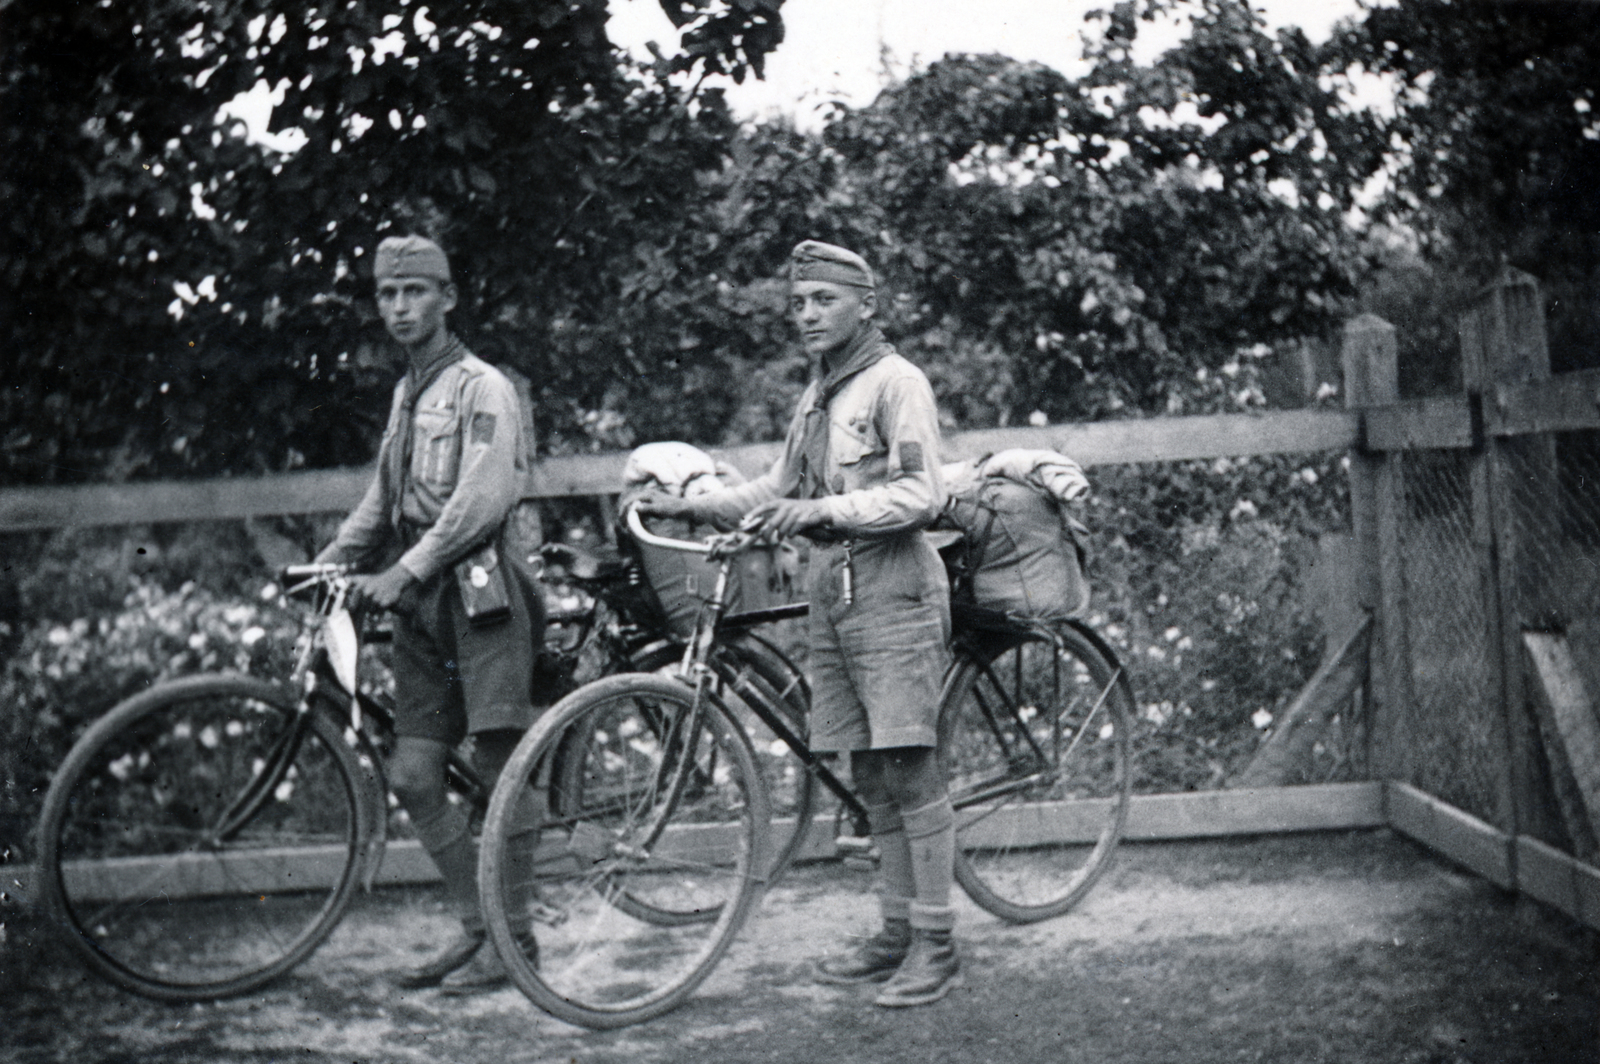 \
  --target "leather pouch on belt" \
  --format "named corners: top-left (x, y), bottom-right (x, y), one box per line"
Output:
top-left (454, 540), bottom-right (512, 627)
